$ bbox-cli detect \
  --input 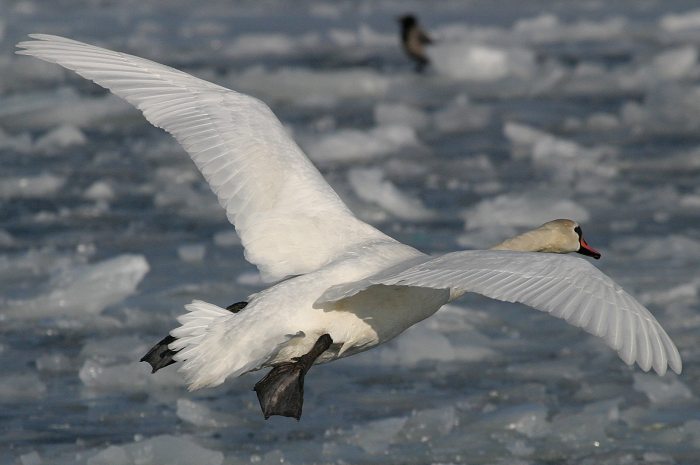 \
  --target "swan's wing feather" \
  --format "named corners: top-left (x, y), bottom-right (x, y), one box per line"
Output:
top-left (16, 34), bottom-right (391, 281)
top-left (318, 250), bottom-right (682, 375)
